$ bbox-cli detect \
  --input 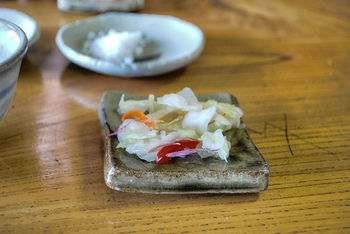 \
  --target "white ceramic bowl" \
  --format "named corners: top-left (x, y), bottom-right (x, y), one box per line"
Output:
top-left (56, 13), bottom-right (204, 77)
top-left (0, 8), bottom-right (40, 48)
top-left (0, 19), bottom-right (28, 121)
